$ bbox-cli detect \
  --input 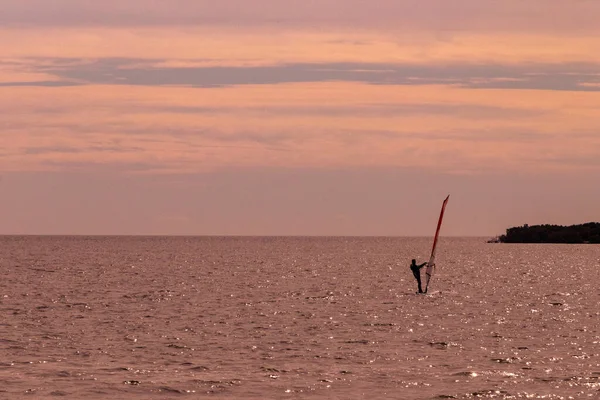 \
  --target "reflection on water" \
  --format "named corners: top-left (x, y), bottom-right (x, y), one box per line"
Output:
top-left (0, 236), bottom-right (598, 399)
